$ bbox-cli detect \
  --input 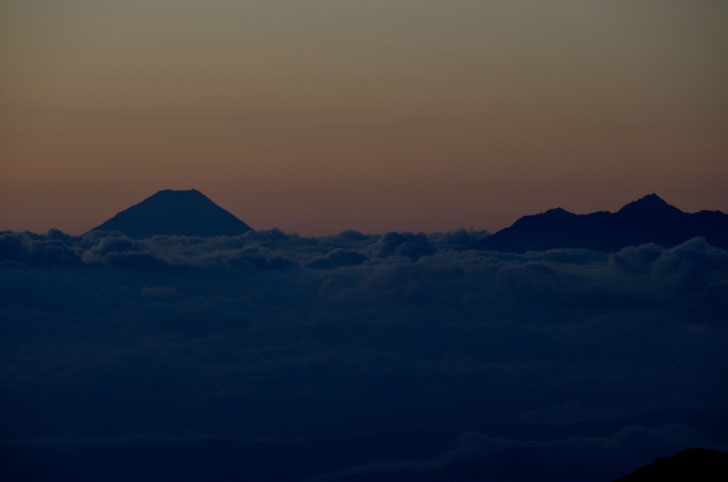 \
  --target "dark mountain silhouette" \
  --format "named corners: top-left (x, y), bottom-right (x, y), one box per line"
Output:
top-left (90, 189), bottom-right (252, 238)
top-left (614, 448), bottom-right (728, 481)
top-left (477, 194), bottom-right (728, 252)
